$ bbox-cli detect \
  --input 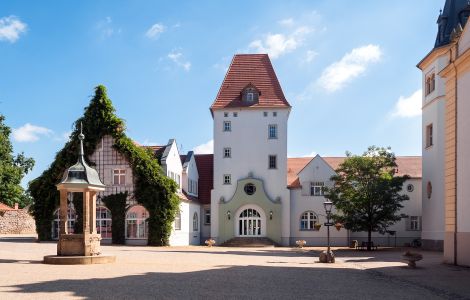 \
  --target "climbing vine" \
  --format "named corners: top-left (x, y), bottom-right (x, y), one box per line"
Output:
top-left (102, 192), bottom-right (127, 244)
top-left (29, 85), bottom-right (179, 245)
